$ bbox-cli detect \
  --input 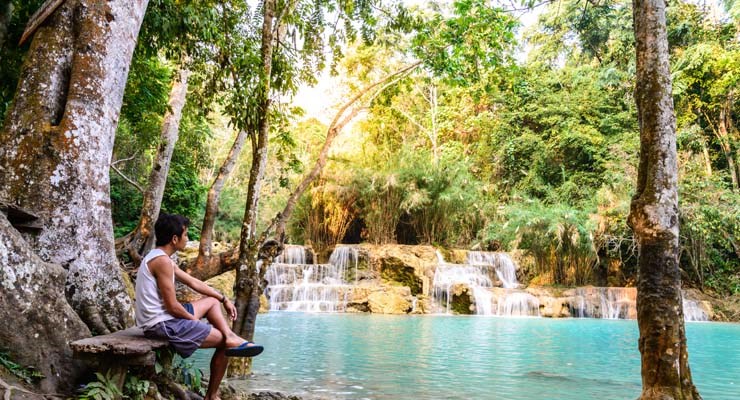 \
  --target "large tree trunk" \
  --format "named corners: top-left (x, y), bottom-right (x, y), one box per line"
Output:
top-left (0, 0), bottom-right (149, 334)
top-left (0, 213), bottom-right (91, 393)
top-left (230, 0), bottom-right (276, 377)
top-left (116, 68), bottom-right (190, 266)
top-left (628, 0), bottom-right (701, 398)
